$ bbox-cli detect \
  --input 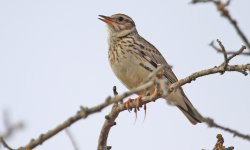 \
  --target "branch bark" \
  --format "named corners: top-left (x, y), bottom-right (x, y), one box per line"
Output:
top-left (204, 118), bottom-right (250, 142)
top-left (2, 40), bottom-right (249, 150)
